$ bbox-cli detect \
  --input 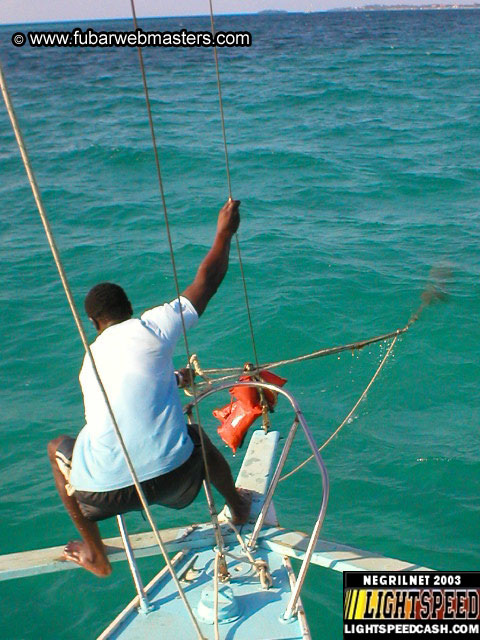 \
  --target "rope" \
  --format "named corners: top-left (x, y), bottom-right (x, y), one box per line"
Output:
top-left (189, 325), bottom-right (408, 387)
top-left (226, 520), bottom-right (273, 589)
top-left (188, 283), bottom-right (440, 383)
top-left (190, 283), bottom-right (440, 385)
top-left (279, 335), bottom-right (398, 482)
top-left (0, 60), bottom-right (204, 640)
top-left (208, 1), bottom-right (261, 370)
top-left (129, 0), bottom-right (227, 573)
top-left (226, 521), bottom-right (258, 567)
top-left (232, 327), bottom-right (403, 371)
top-left (208, 0), bottom-right (232, 200)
